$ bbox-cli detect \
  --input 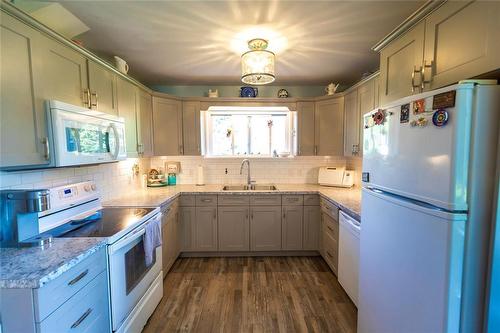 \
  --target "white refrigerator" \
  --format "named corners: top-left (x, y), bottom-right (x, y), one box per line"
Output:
top-left (359, 82), bottom-right (500, 333)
